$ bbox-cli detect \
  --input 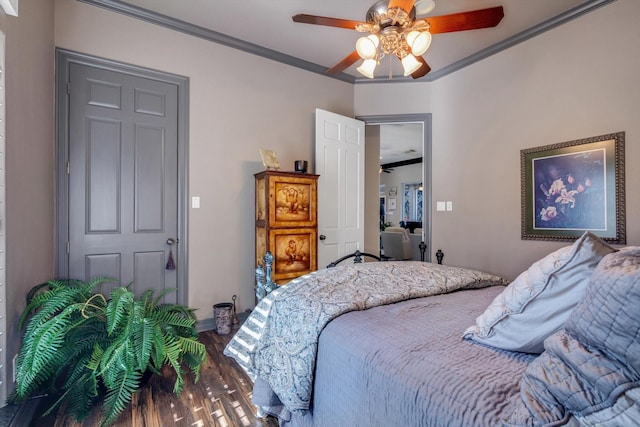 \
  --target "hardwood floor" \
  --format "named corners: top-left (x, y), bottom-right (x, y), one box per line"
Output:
top-left (26, 327), bottom-right (279, 427)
